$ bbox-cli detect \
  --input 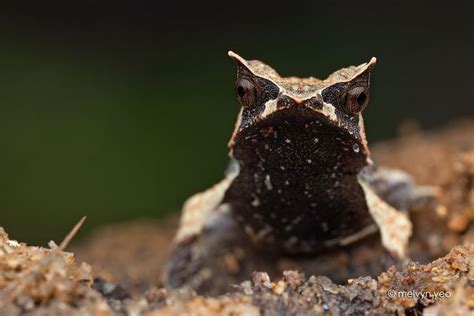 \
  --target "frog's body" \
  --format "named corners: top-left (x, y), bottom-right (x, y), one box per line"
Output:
top-left (225, 108), bottom-right (375, 253)
top-left (166, 52), bottom-right (431, 294)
